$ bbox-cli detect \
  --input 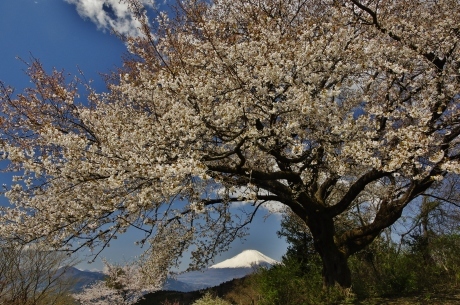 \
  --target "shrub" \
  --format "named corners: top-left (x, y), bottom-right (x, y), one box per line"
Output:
top-left (350, 234), bottom-right (460, 298)
top-left (191, 292), bottom-right (232, 305)
top-left (255, 256), bottom-right (354, 305)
